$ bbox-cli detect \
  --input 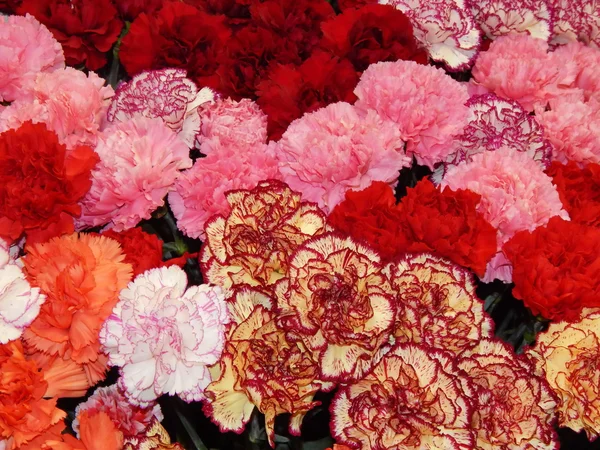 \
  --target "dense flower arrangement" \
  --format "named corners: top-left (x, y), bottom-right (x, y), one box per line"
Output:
top-left (1, 1), bottom-right (600, 449)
